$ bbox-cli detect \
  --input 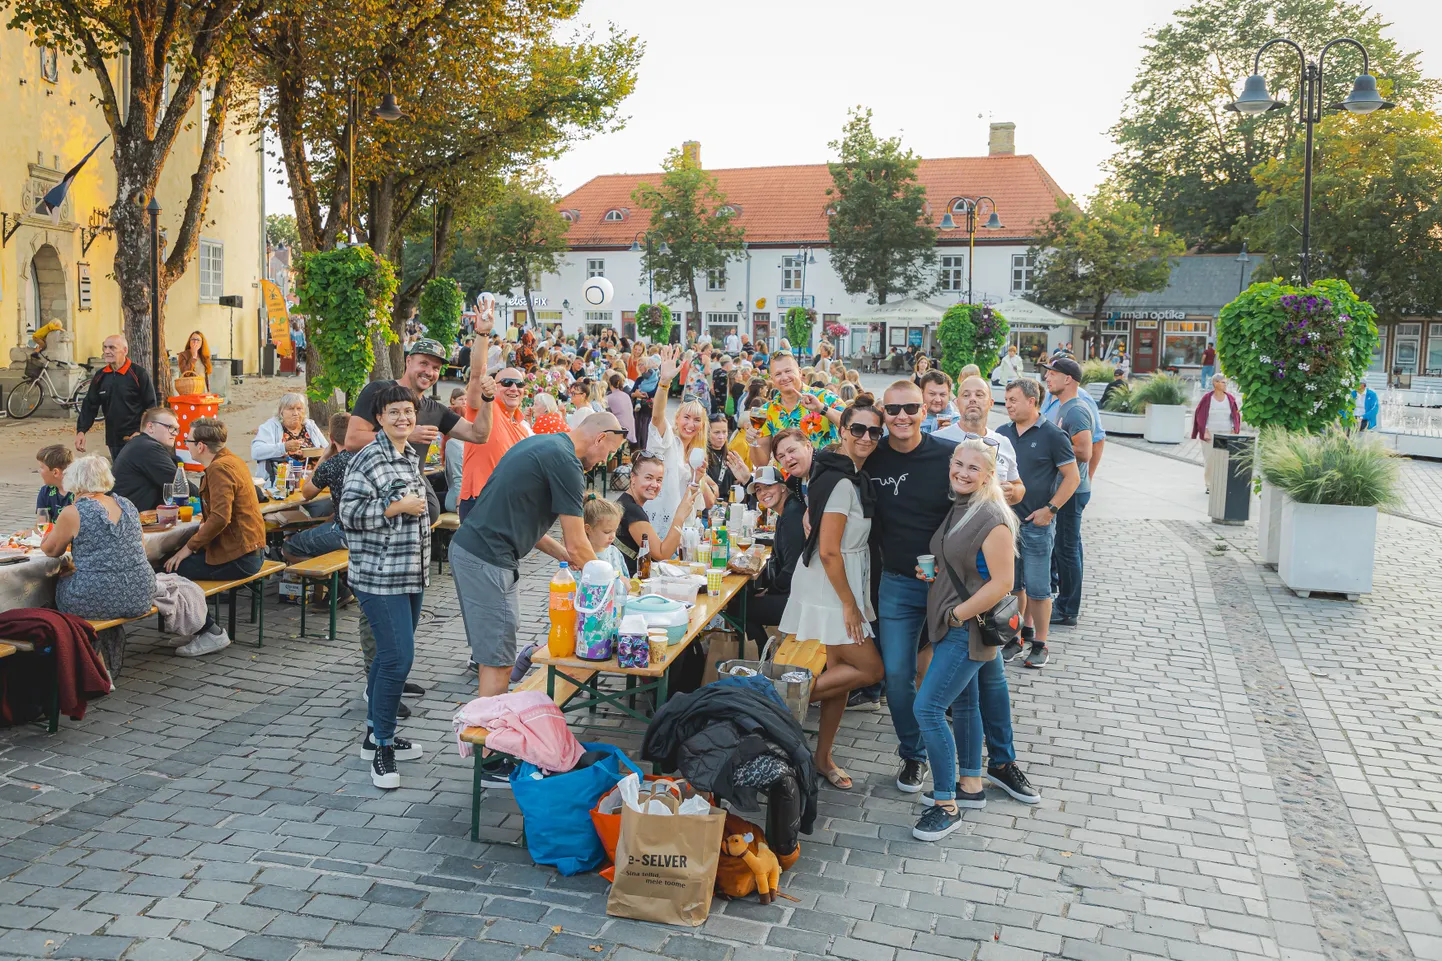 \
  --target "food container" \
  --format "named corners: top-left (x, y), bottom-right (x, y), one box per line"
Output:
top-left (624, 594), bottom-right (693, 645)
top-left (648, 577), bottom-right (698, 605)
top-left (156, 504), bottom-right (179, 526)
